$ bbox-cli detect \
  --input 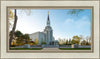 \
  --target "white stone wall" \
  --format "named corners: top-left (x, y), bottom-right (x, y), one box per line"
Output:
top-left (78, 45), bottom-right (91, 48)
top-left (29, 32), bottom-right (39, 40)
top-left (38, 32), bottom-right (46, 44)
top-left (29, 32), bottom-right (46, 45)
